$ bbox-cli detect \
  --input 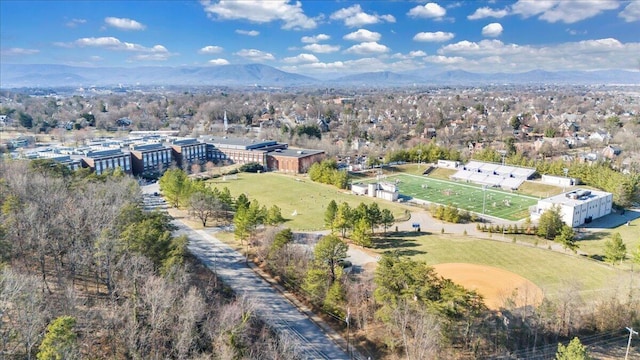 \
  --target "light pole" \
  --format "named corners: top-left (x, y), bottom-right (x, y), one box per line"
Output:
top-left (625, 327), bottom-right (638, 360)
top-left (482, 185), bottom-right (487, 215)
